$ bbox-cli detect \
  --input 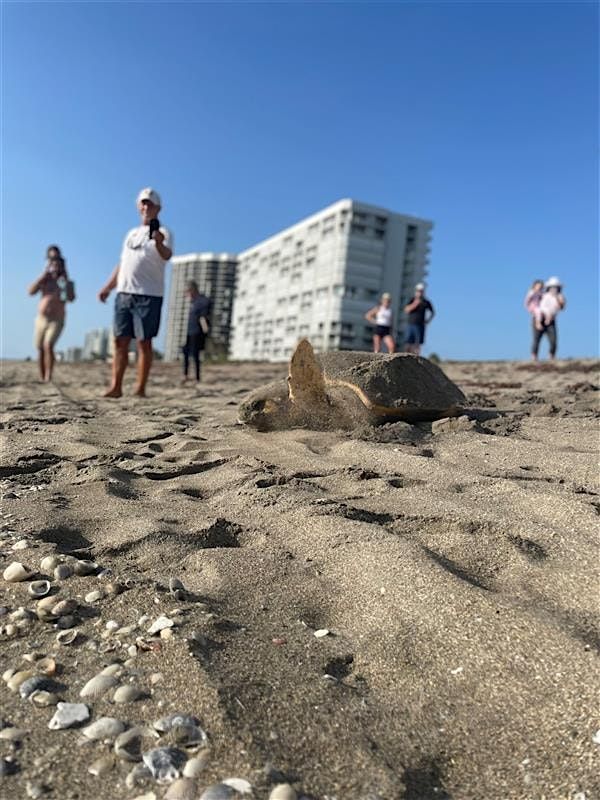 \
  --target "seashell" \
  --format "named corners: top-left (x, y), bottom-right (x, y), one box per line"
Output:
top-left (74, 560), bottom-right (98, 576)
top-left (30, 690), bottom-right (59, 707)
top-left (3, 561), bottom-right (32, 582)
top-left (56, 629), bottom-right (79, 646)
top-left (51, 599), bottom-right (77, 617)
top-left (169, 722), bottom-right (208, 749)
top-left (82, 717), bottom-right (126, 741)
top-left (131, 792), bottom-right (156, 800)
top-left (40, 555), bottom-right (60, 573)
top-left (36, 656), bottom-right (56, 676)
top-left (127, 645), bottom-right (138, 658)
top-left (142, 747), bottom-right (186, 784)
top-left (1, 623), bottom-right (18, 638)
top-left (2, 668), bottom-right (16, 682)
top-left (222, 779), bottom-right (252, 795)
top-left (125, 763), bottom-right (152, 789)
top-left (19, 676), bottom-right (56, 699)
top-left (101, 663), bottom-right (124, 677)
top-left (105, 619), bottom-right (120, 632)
top-left (12, 538), bottom-right (29, 550)
top-left (85, 590), bottom-right (104, 604)
top-left (160, 628), bottom-right (174, 640)
top-left (0, 727), bottom-right (28, 741)
top-left (269, 785), bottom-right (298, 800)
top-left (199, 785), bottom-right (235, 800)
top-left (117, 624), bottom-right (137, 636)
top-left (54, 564), bottom-right (72, 580)
top-left (182, 752), bottom-right (210, 777)
top-left (16, 619), bottom-right (32, 633)
top-left (98, 640), bottom-right (119, 653)
top-left (165, 778), bottom-right (197, 800)
top-left (148, 615), bottom-right (174, 635)
top-left (105, 582), bottom-right (124, 596)
top-left (48, 702), bottom-right (90, 730)
top-left (7, 669), bottom-right (35, 692)
top-left (169, 577), bottom-right (187, 599)
top-left (10, 607), bottom-right (34, 622)
top-left (114, 726), bottom-right (147, 762)
top-left (28, 580), bottom-right (51, 598)
top-left (80, 673), bottom-right (118, 699)
top-left (314, 628), bottom-right (330, 638)
top-left (152, 714), bottom-right (199, 734)
top-left (88, 756), bottom-right (115, 776)
top-left (57, 615), bottom-right (77, 629)
top-left (113, 685), bottom-right (144, 704)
